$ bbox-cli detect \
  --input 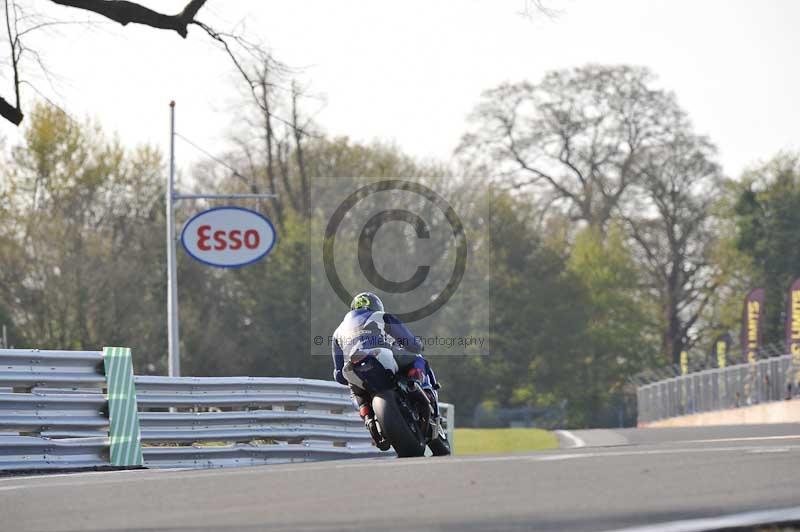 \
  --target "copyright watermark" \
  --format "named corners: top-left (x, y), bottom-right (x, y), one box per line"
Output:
top-left (316, 335), bottom-right (488, 350)
top-left (308, 177), bottom-right (491, 356)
